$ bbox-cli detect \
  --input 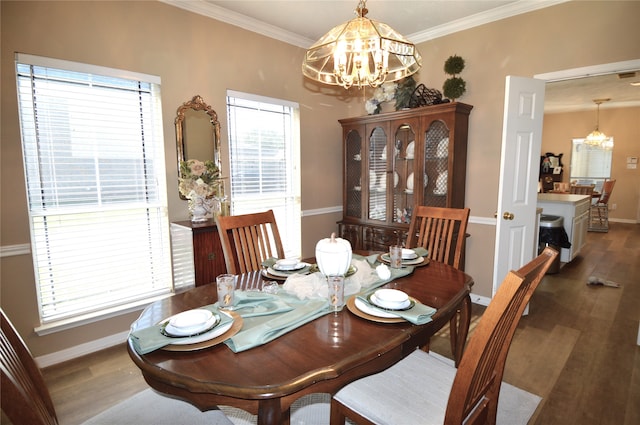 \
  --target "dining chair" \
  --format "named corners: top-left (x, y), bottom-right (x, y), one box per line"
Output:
top-left (330, 247), bottom-right (557, 425)
top-left (405, 206), bottom-right (471, 365)
top-left (553, 182), bottom-right (570, 192)
top-left (570, 184), bottom-right (595, 196)
top-left (589, 179), bottom-right (616, 232)
top-left (0, 308), bottom-right (235, 425)
top-left (215, 209), bottom-right (285, 275)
